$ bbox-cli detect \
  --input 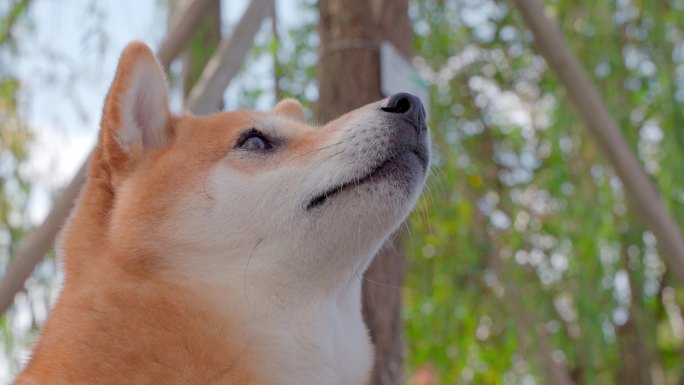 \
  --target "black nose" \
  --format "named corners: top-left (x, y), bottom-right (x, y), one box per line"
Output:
top-left (381, 93), bottom-right (426, 129)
